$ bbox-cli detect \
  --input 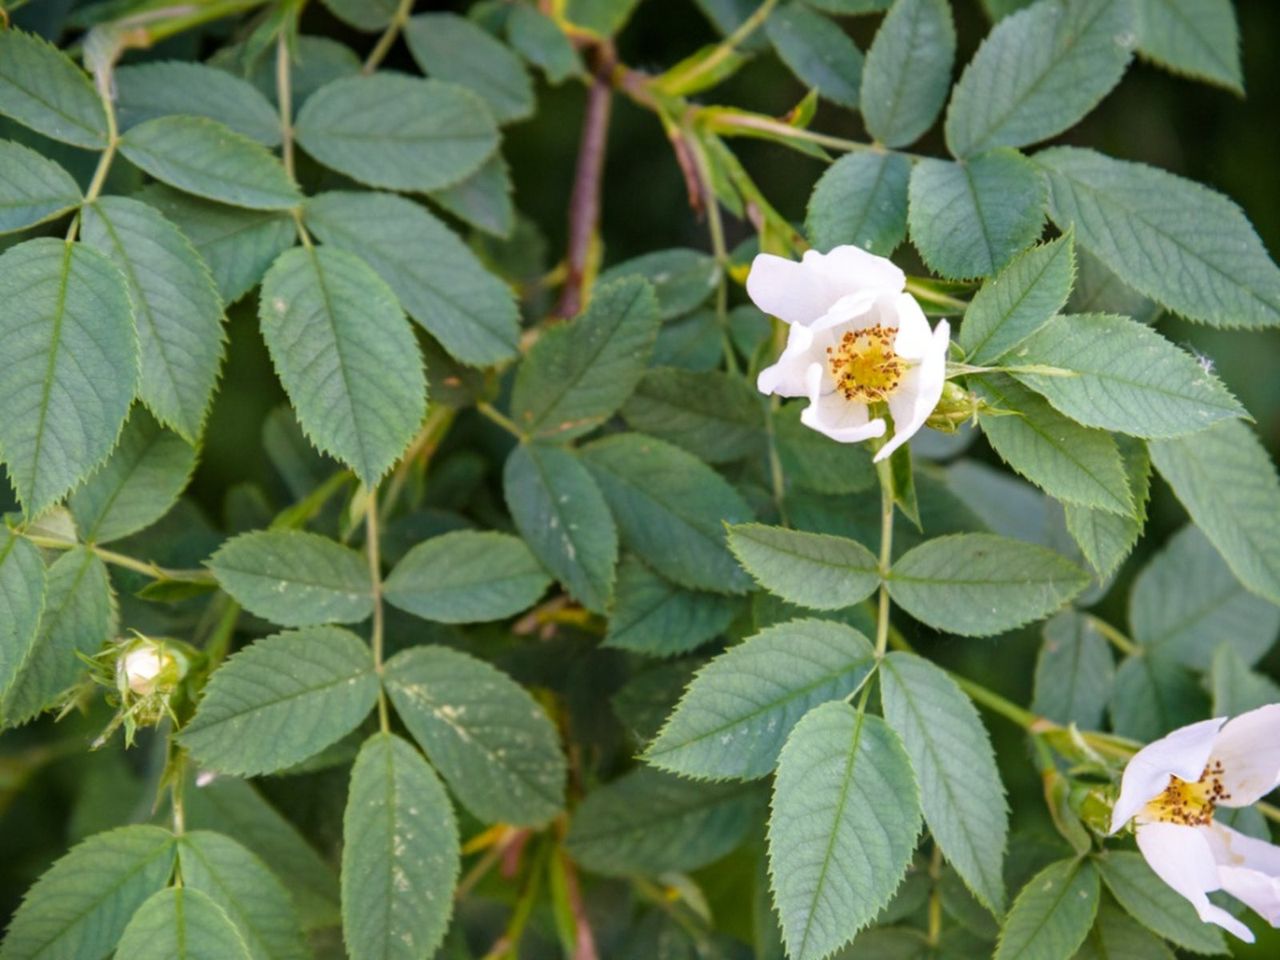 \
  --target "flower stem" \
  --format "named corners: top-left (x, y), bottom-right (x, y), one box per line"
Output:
top-left (276, 29), bottom-right (296, 183)
top-left (874, 456), bottom-right (895, 659)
